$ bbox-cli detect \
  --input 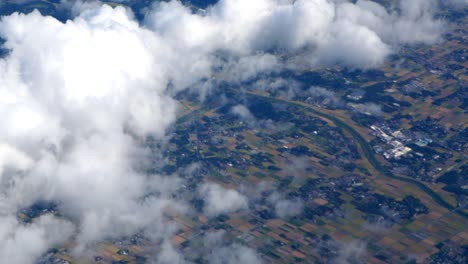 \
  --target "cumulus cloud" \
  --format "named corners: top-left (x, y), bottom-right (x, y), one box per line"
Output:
top-left (333, 240), bottom-right (368, 264)
top-left (217, 54), bottom-right (280, 83)
top-left (231, 103), bottom-right (279, 131)
top-left (156, 241), bottom-right (187, 264)
top-left (232, 104), bottom-right (255, 121)
top-left (268, 193), bottom-right (304, 218)
top-left (0, 214), bottom-right (75, 264)
top-left (204, 231), bottom-right (262, 264)
top-left (231, 104), bottom-right (256, 126)
top-left (351, 102), bottom-right (383, 116)
top-left (199, 183), bottom-right (248, 217)
top-left (338, 0), bottom-right (445, 46)
top-left (208, 243), bottom-right (262, 264)
top-left (0, 4), bottom-right (185, 260)
top-left (242, 181), bottom-right (303, 219)
top-left (145, 0), bottom-right (445, 69)
top-left (307, 86), bottom-right (343, 107)
top-left (0, 0), bottom-right (453, 262)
